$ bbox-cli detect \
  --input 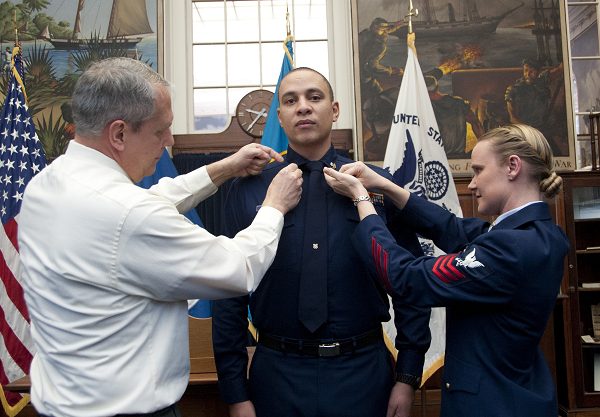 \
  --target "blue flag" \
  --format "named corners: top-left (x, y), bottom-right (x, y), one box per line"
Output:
top-left (261, 36), bottom-right (294, 154)
top-left (137, 149), bottom-right (211, 318)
